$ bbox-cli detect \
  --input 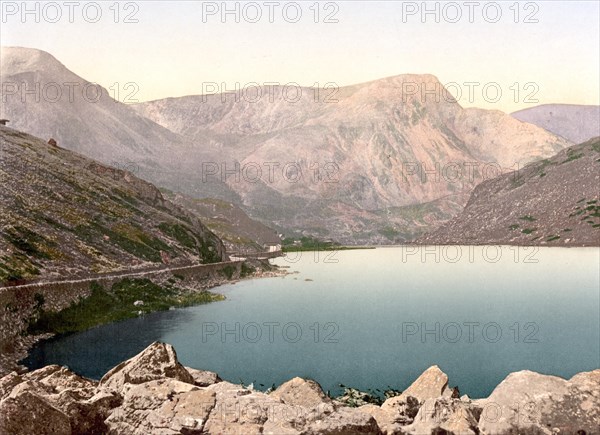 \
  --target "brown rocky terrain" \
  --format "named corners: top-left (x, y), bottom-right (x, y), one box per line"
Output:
top-left (418, 138), bottom-right (600, 246)
top-left (0, 341), bottom-right (597, 434)
top-left (0, 126), bottom-right (227, 286)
